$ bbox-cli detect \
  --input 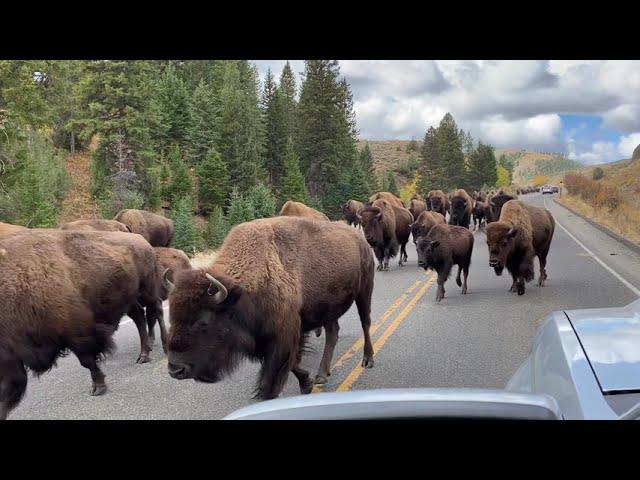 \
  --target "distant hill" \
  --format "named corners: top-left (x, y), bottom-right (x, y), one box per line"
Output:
top-left (357, 139), bottom-right (421, 189)
top-left (580, 155), bottom-right (640, 192)
top-left (495, 149), bottom-right (584, 185)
